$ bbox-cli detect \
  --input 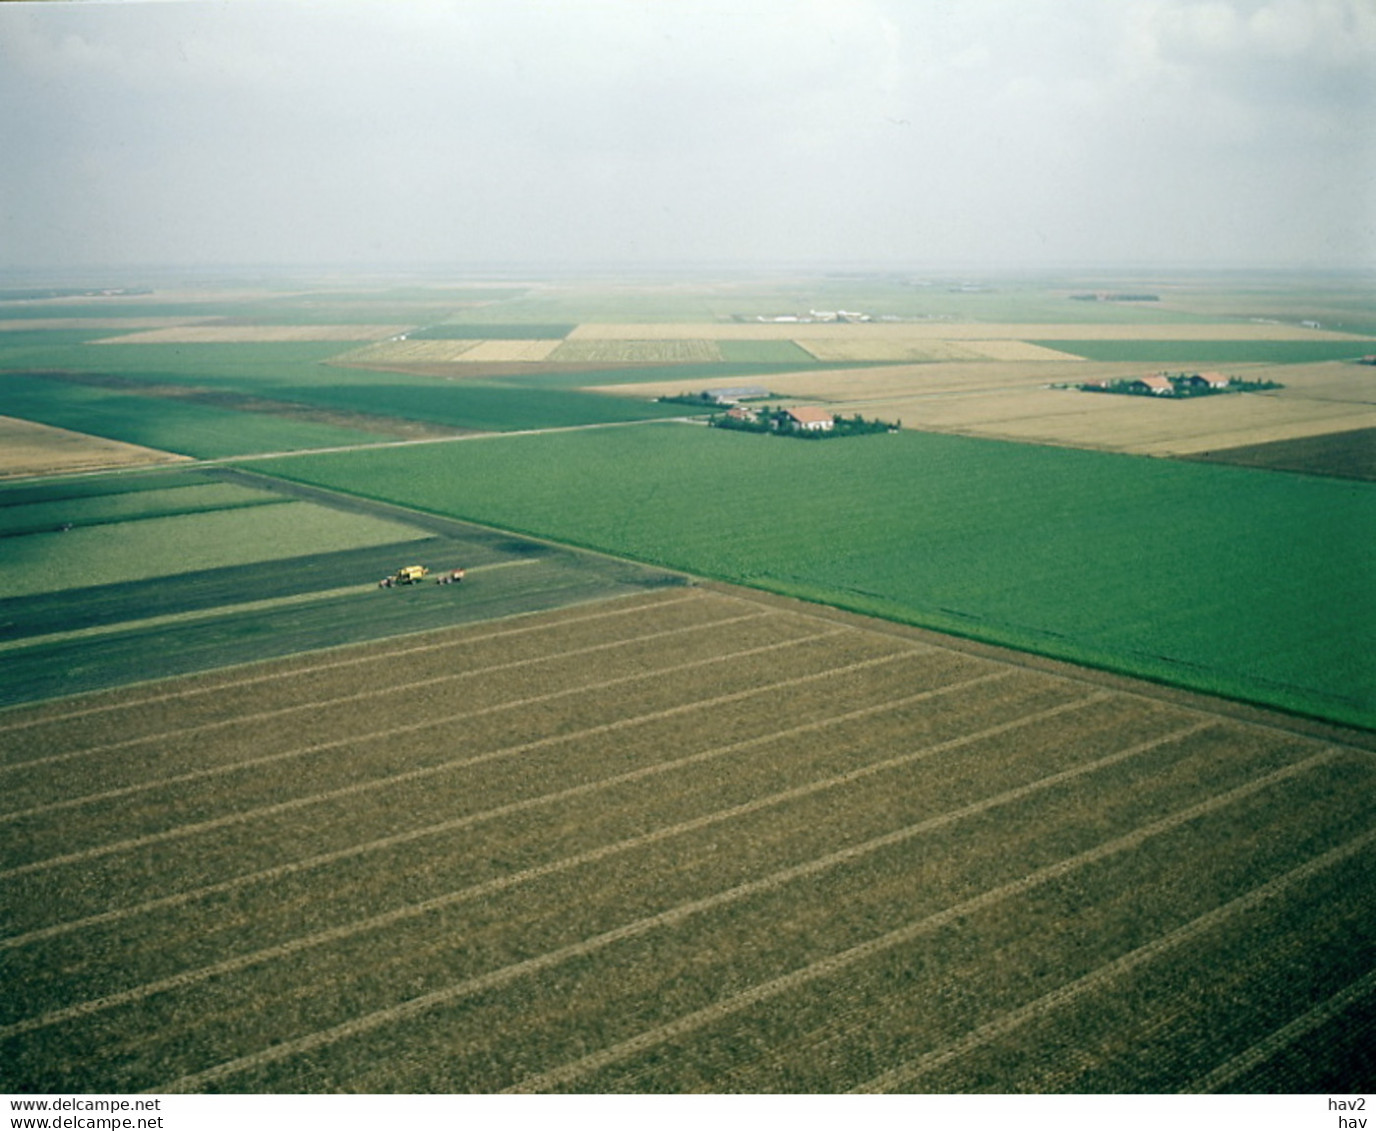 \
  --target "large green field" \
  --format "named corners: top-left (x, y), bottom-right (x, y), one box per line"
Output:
top-left (247, 424), bottom-right (1374, 729)
top-left (0, 372), bottom-right (393, 457)
top-left (0, 342), bottom-right (694, 441)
